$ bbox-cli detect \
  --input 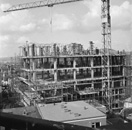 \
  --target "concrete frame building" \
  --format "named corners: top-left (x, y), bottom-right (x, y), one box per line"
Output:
top-left (19, 42), bottom-right (132, 112)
